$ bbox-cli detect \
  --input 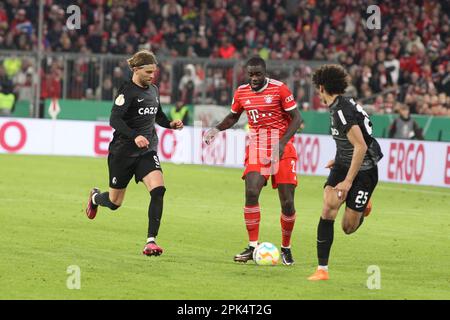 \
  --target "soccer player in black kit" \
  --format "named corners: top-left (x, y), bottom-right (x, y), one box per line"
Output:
top-left (85, 50), bottom-right (183, 256)
top-left (308, 64), bottom-right (383, 280)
